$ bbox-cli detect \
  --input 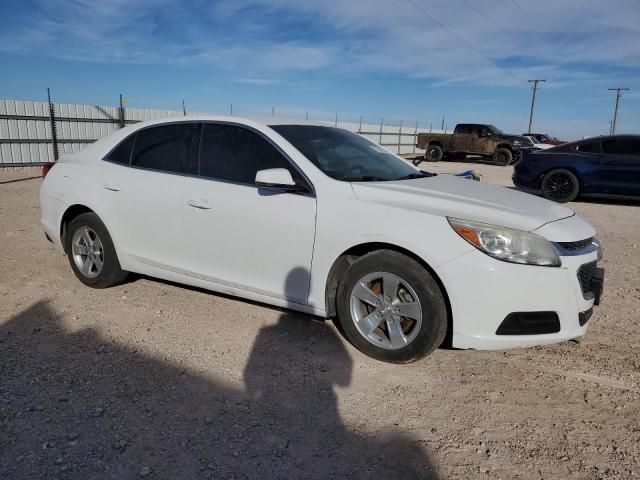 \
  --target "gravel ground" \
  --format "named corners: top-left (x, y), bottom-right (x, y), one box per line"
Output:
top-left (1, 163), bottom-right (639, 479)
